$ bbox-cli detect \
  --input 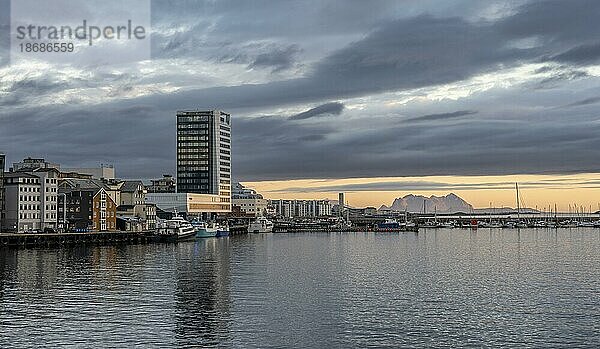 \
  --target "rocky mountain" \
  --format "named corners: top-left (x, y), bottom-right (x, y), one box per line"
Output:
top-left (380, 193), bottom-right (473, 213)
